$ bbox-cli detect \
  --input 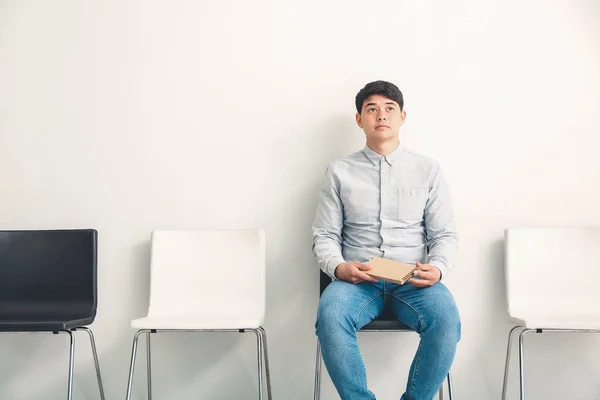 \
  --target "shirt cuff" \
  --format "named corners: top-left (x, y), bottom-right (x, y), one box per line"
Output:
top-left (325, 257), bottom-right (345, 280)
top-left (427, 259), bottom-right (449, 281)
